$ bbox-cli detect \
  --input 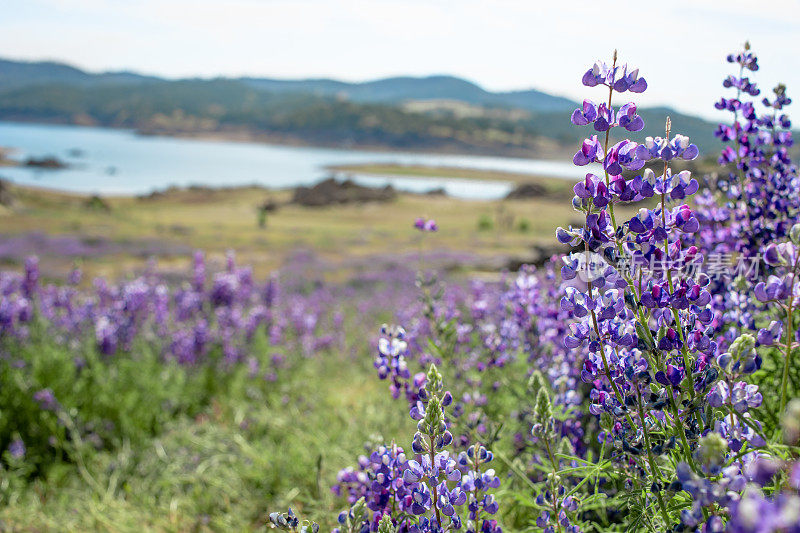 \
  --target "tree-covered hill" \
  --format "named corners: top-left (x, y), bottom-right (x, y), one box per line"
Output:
top-left (0, 57), bottom-right (727, 157)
